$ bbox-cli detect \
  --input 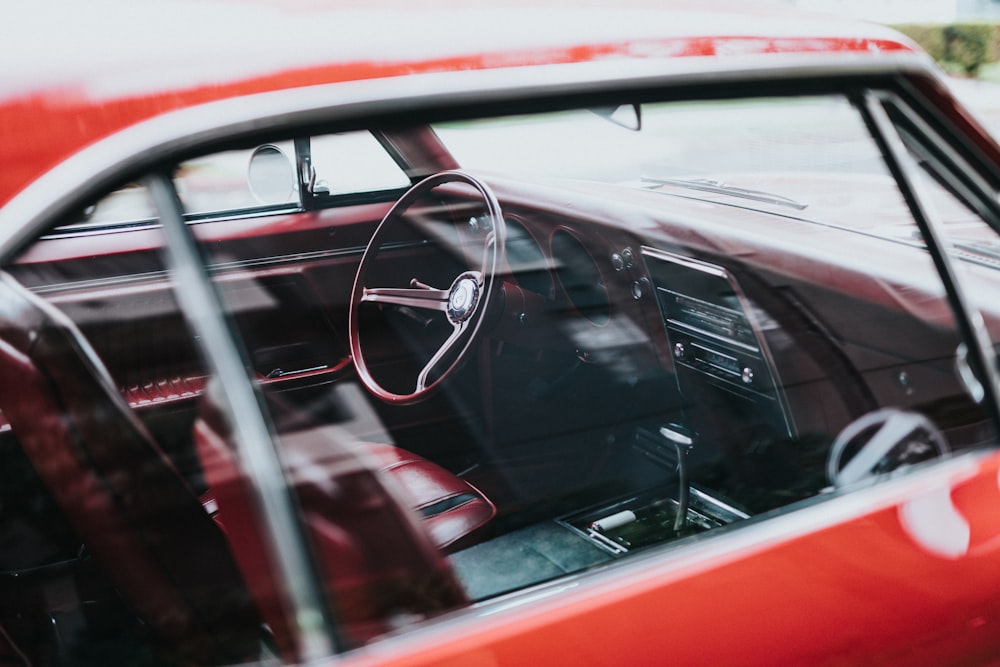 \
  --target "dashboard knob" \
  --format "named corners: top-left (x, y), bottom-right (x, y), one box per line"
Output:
top-left (611, 253), bottom-right (625, 271)
top-left (674, 342), bottom-right (686, 359)
top-left (742, 367), bottom-right (754, 384)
